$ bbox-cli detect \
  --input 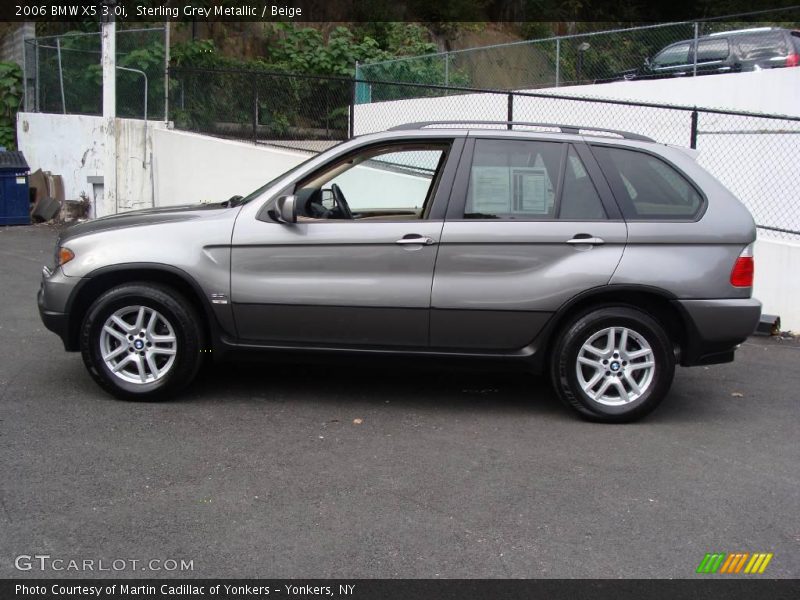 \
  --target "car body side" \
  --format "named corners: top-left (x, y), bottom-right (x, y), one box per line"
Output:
top-left (38, 129), bottom-right (761, 372)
